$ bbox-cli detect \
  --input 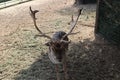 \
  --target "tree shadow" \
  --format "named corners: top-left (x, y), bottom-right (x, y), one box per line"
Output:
top-left (67, 37), bottom-right (120, 80)
top-left (14, 36), bottom-right (120, 80)
top-left (14, 51), bottom-right (58, 80)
